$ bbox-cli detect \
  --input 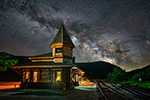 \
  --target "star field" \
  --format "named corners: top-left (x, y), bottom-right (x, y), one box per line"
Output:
top-left (0, 0), bottom-right (150, 71)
